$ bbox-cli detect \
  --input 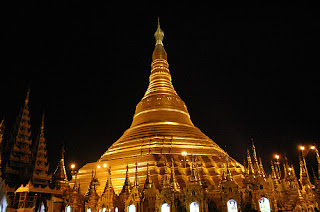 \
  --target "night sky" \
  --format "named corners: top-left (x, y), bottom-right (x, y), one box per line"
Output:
top-left (1, 6), bottom-right (320, 176)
